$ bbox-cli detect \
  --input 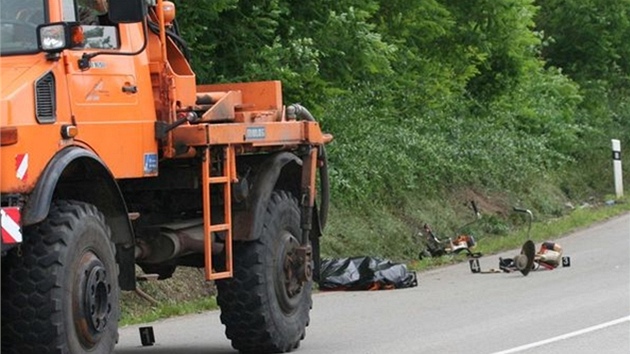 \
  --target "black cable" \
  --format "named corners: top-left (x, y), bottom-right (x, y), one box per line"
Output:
top-left (148, 19), bottom-right (191, 61)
